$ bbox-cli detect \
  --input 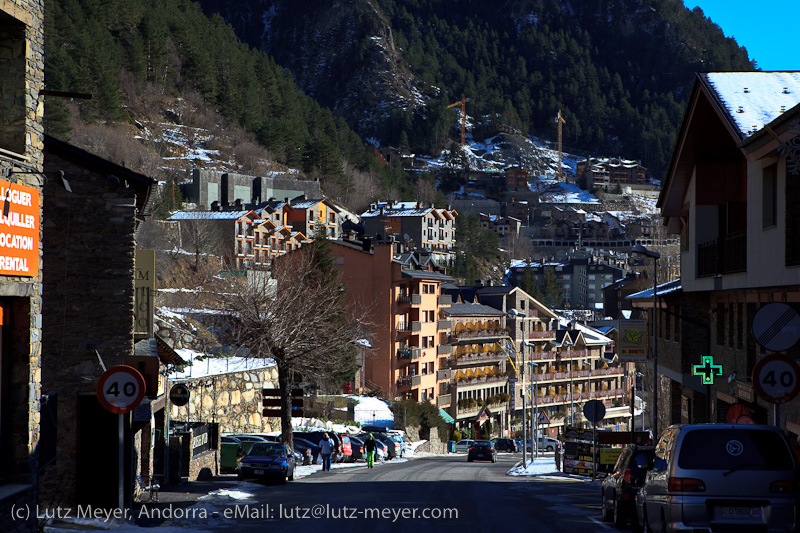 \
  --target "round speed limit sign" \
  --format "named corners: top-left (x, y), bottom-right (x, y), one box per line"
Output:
top-left (96, 365), bottom-right (146, 413)
top-left (752, 354), bottom-right (800, 404)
